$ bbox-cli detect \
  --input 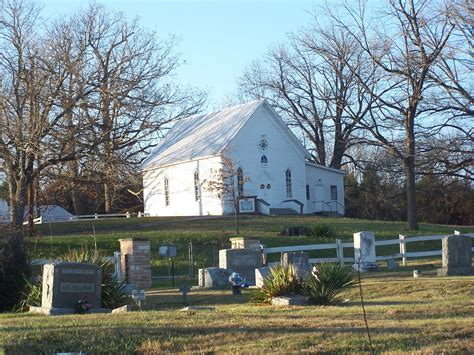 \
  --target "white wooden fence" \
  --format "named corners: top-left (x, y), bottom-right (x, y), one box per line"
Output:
top-left (263, 230), bottom-right (474, 266)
